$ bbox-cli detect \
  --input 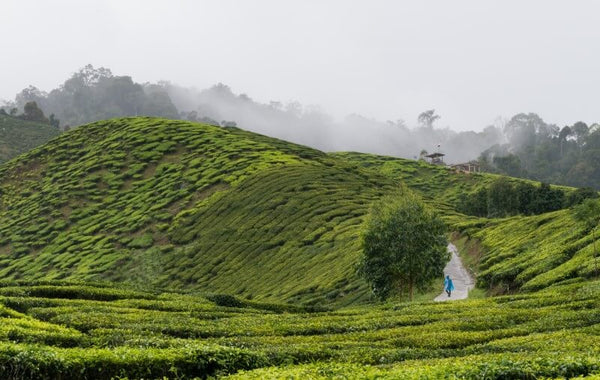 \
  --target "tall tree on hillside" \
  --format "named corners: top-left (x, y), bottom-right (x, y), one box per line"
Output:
top-left (358, 192), bottom-right (448, 301)
top-left (487, 177), bottom-right (519, 217)
top-left (559, 126), bottom-right (572, 156)
top-left (21, 101), bottom-right (48, 123)
top-left (572, 121), bottom-right (589, 147)
top-left (417, 110), bottom-right (440, 129)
